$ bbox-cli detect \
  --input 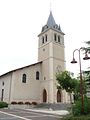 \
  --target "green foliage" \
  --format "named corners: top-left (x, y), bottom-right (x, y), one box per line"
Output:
top-left (56, 71), bottom-right (79, 103)
top-left (56, 71), bottom-right (78, 93)
top-left (72, 96), bottom-right (90, 116)
top-left (0, 102), bottom-right (8, 108)
top-left (83, 70), bottom-right (90, 85)
top-left (85, 40), bottom-right (90, 53)
top-left (61, 115), bottom-right (90, 120)
top-left (74, 80), bottom-right (87, 101)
